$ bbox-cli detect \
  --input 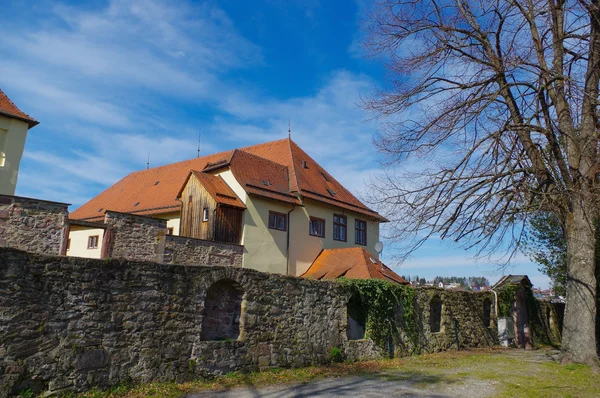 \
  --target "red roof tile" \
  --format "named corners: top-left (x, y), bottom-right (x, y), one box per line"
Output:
top-left (179, 171), bottom-right (246, 209)
top-left (228, 150), bottom-right (301, 205)
top-left (70, 150), bottom-right (234, 220)
top-left (0, 89), bottom-right (39, 128)
top-left (302, 247), bottom-right (408, 285)
top-left (70, 138), bottom-right (385, 221)
top-left (242, 139), bottom-right (387, 221)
